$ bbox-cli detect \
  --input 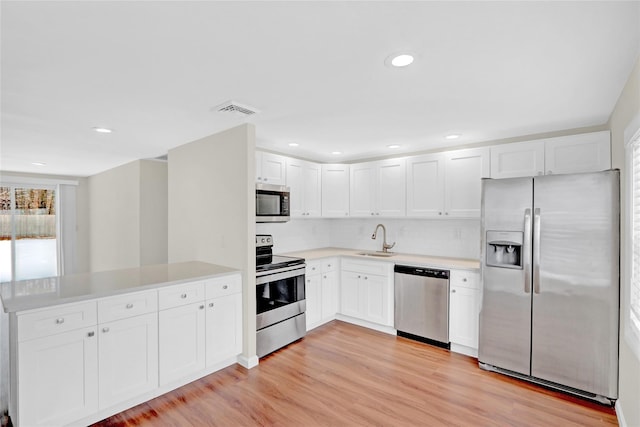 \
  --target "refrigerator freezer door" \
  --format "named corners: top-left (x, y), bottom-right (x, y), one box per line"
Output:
top-left (479, 177), bottom-right (533, 375)
top-left (531, 170), bottom-right (619, 399)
